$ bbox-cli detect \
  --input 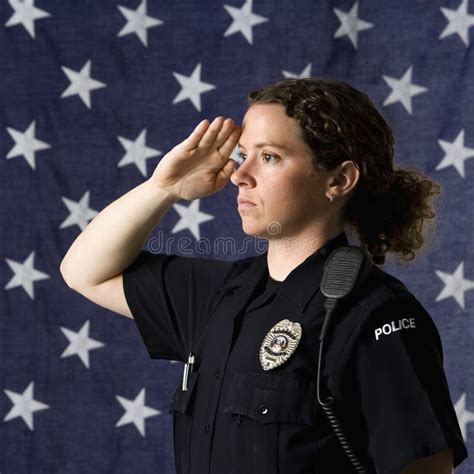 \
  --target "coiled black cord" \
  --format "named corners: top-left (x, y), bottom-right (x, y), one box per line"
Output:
top-left (316, 298), bottom-right (368, 473)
